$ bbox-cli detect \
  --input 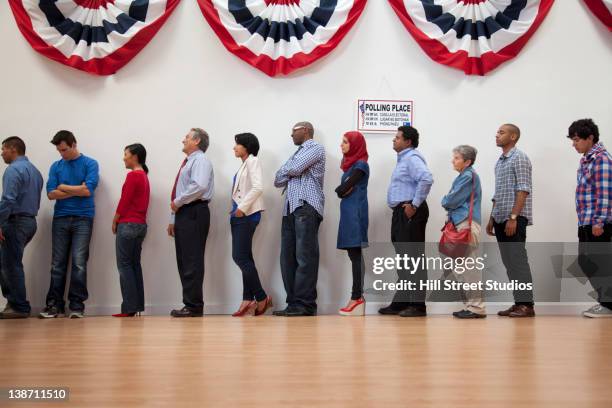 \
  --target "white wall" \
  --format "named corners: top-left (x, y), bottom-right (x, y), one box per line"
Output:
top-left (0, 1), bottom-right (610, 315)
